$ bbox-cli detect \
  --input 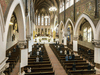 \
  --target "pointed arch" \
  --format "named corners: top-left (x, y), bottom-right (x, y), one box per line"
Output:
top-left (0, 4), bottom-right (4, 41)
top-left (59, 21), bottom-right (64, 31)
top-left (65, 18), bottom-right (74, 32)
top-left (74, 14), bottom-right (96, 38)
top-left (4, 0), bottom-right (26, 49)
